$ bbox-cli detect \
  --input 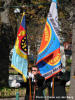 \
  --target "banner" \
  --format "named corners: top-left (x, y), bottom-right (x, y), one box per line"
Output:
top-left (36, 0), bottom-right (61, 79)
top-left (11, 12), bottom-right (28, 82)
